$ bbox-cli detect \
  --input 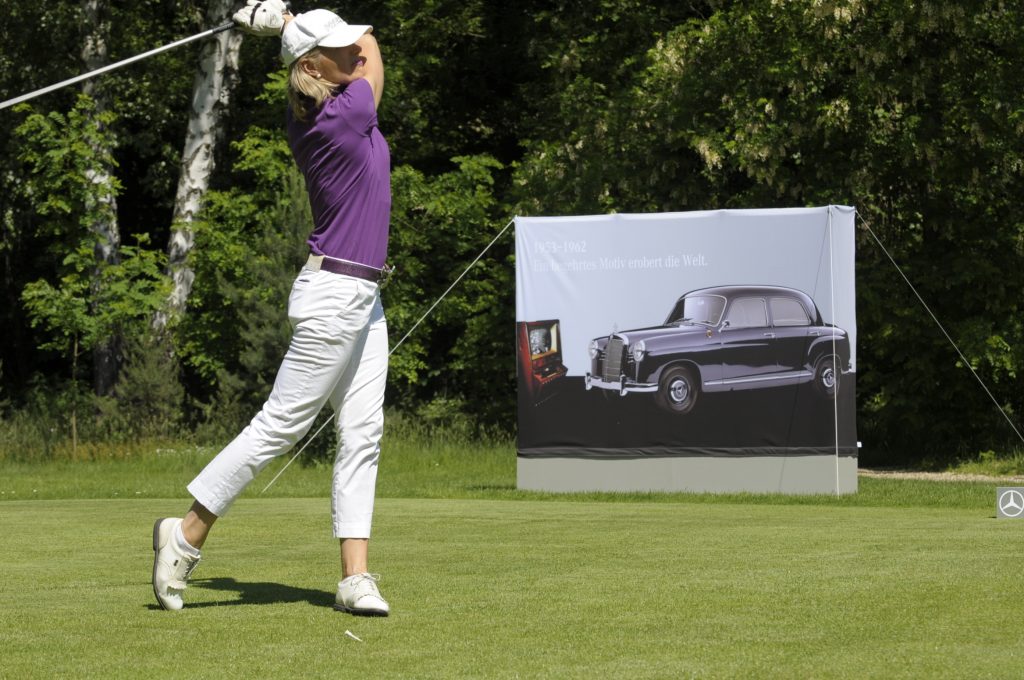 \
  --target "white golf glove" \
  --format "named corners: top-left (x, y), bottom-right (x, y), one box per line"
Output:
top-left (232, 0), bottom-right (289, 37)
